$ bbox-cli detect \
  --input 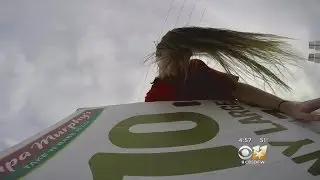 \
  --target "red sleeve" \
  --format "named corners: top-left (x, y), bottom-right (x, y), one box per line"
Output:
top-left (145, 79), bottom-right (177, 102)
top-left (208, 69), bottom-right (239, 94)
top-left (191, 59), bottom-right (239, 82)
top-left (190, 59), bottom-right (239, 98)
